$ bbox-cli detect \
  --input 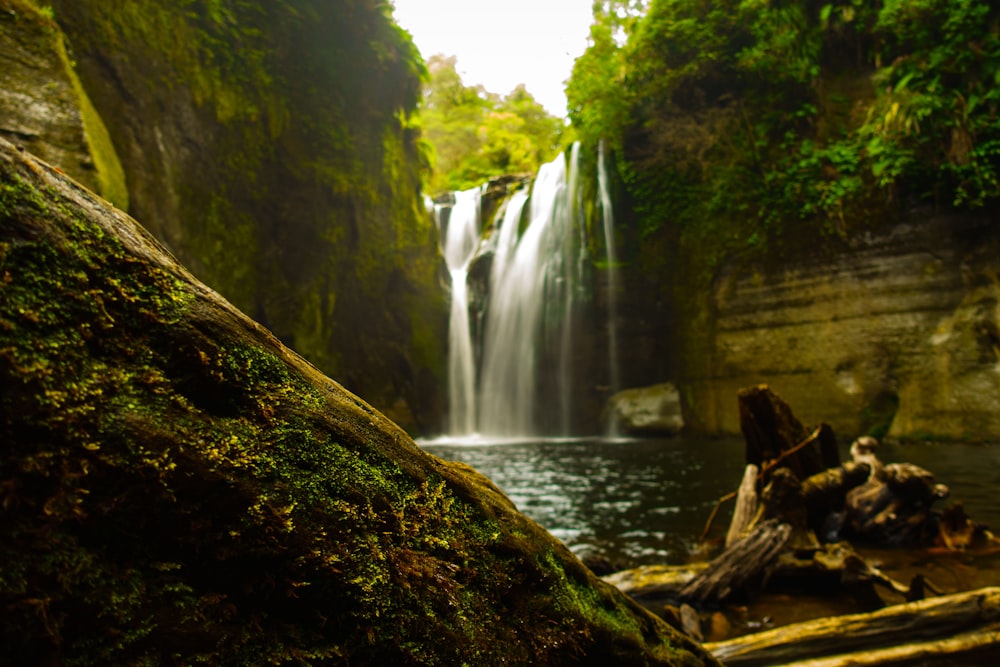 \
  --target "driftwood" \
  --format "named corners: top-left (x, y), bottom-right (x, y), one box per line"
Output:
top-left (725, 464), bottom-right (759, 547)
top-left (705, 586), bottom-right (1000, 666)
top-left (679, 520), bottom-right (792, 603)
top-left (738, 385), bottom-right (839, 480)
top-left (603, 563), bottom-right (710, 602)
